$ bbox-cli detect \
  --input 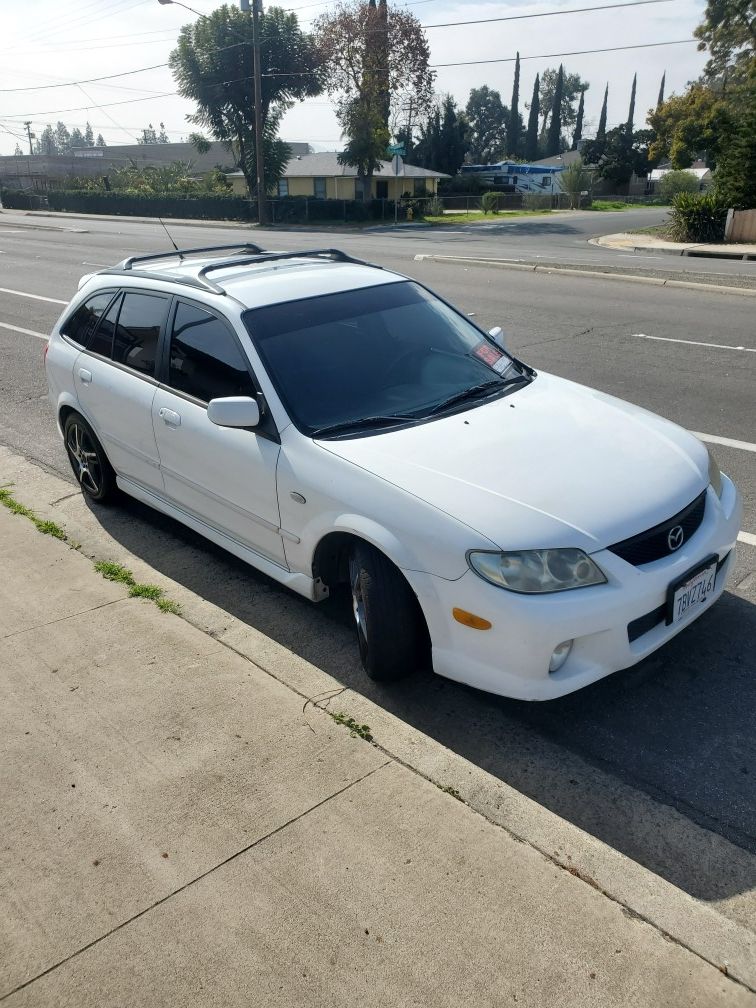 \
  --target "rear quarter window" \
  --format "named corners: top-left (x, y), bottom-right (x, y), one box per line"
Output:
top-left (60, 291), bottom-right (116, 347)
